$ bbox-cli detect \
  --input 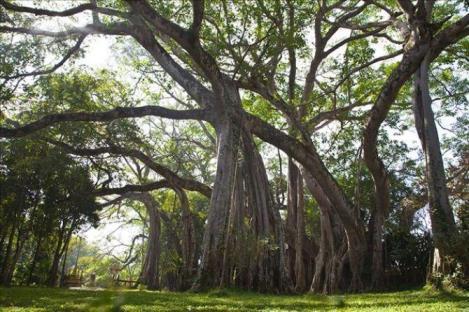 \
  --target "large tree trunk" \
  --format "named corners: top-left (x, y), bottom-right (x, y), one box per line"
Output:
top-left (241, 132), bottom-right (291, 292)
top-left (220, 158), bottom-right (246, 288)
top-left (246, 114), bottom-right (367, 291)
top-left (303, 170), bottom-right (345, 294)
top-left (413, 54), bottom-right (466, 278)
top-left (218, 131), bottom-right (291, 292)
top-left (196, 119), bottom-right (240, 289)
